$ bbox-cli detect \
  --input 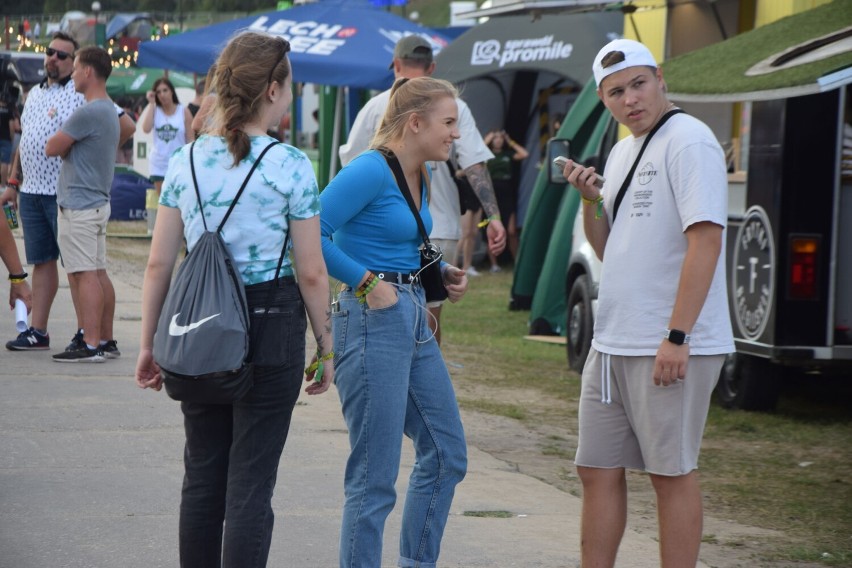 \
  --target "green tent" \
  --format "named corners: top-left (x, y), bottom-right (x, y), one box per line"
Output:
top-left (512, 0), bottom-right (852, 337)
top-left (511, 78), bottom-right (610, 333)
top-left (106, 67), bottom-right (195, 98)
